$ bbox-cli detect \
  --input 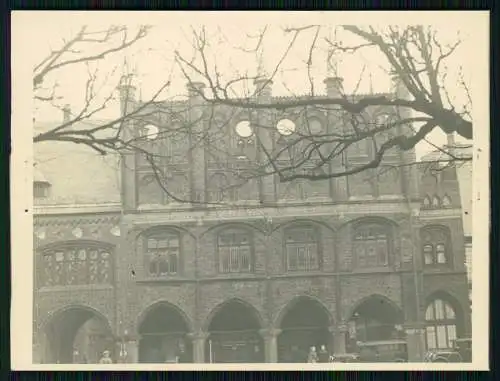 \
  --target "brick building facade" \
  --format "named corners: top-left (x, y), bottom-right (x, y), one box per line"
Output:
top-left (32, 73), bottom-right (471, 364)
